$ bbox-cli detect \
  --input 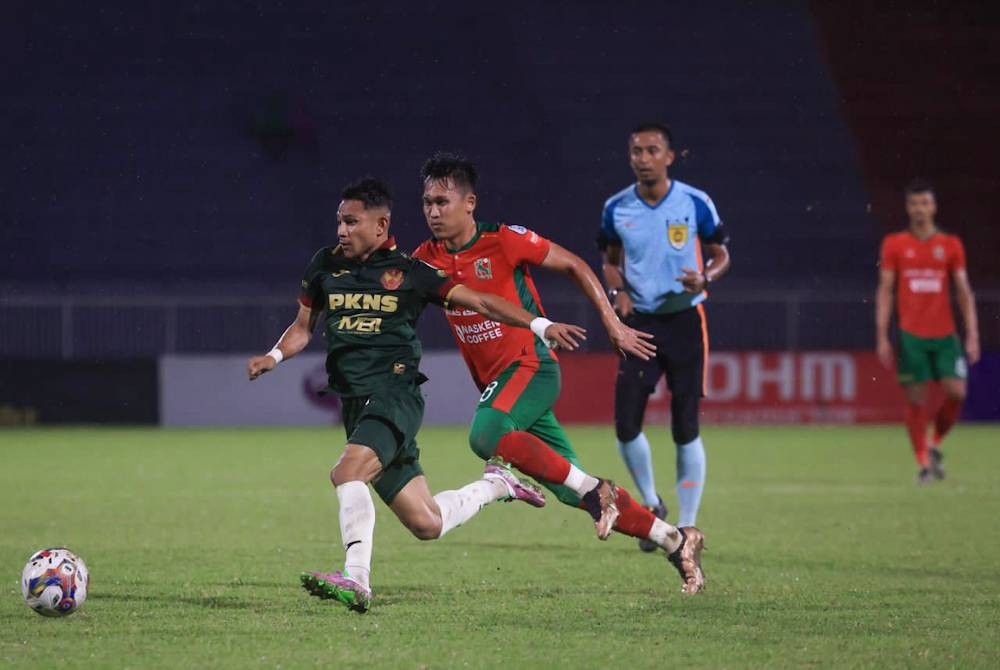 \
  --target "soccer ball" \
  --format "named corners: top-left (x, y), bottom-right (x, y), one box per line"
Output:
top-left (21, 548), bottom-right (89, 617)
